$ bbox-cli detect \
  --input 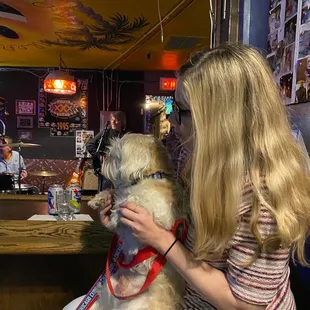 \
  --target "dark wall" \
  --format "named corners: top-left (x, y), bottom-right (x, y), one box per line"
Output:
top-left (0, 70), bottom-right (144, 160)
top-left (114, 71), bottom-right (145, 133)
